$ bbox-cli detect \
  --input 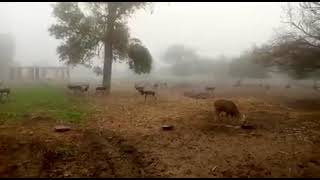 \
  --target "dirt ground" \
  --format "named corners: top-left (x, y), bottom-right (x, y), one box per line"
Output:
top-left (1, 84), bottom-right (320, 178)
